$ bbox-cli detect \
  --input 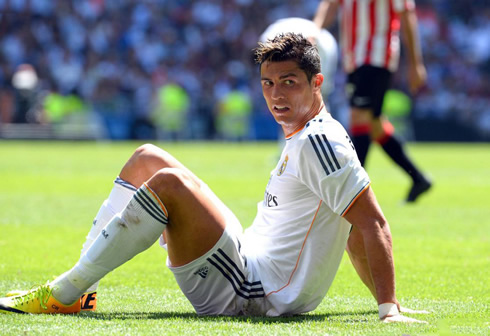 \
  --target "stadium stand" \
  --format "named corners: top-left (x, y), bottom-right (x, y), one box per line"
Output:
top-left (0, 0), bottom-right (488, 141)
